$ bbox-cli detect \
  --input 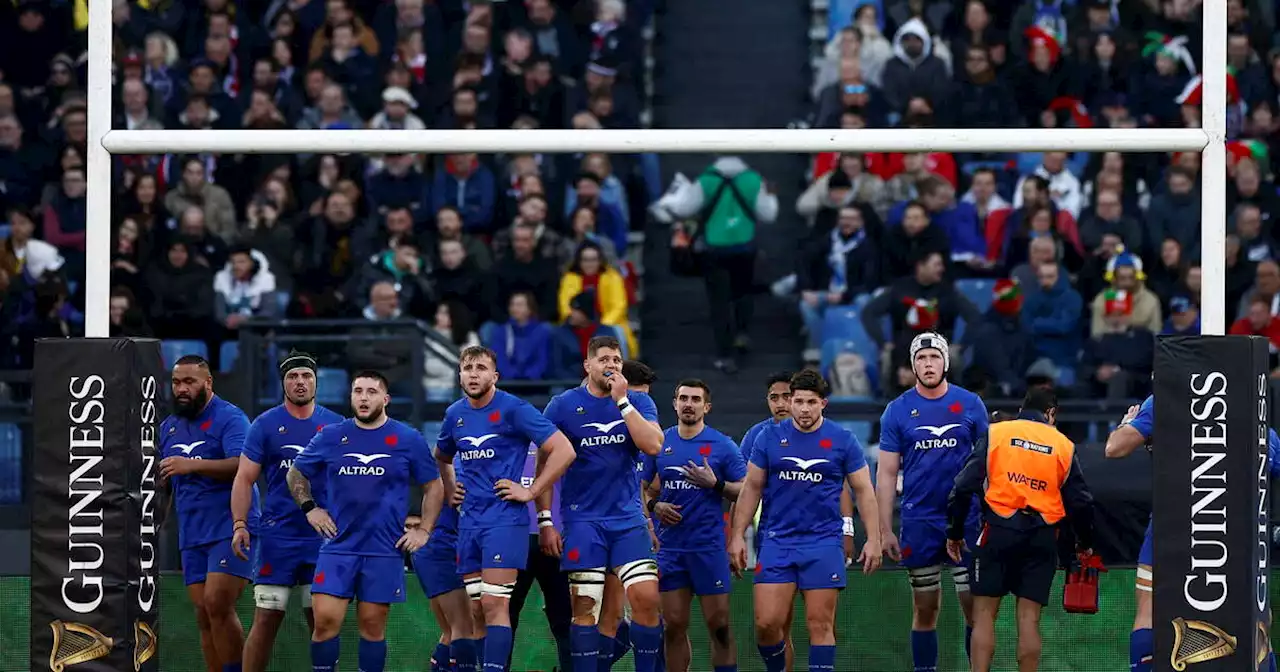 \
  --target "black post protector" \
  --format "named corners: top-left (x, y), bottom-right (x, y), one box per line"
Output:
top-left (30, 338), bottom-right (164, 672)
top-left (1153, 335), bottom-right (1271, 672)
